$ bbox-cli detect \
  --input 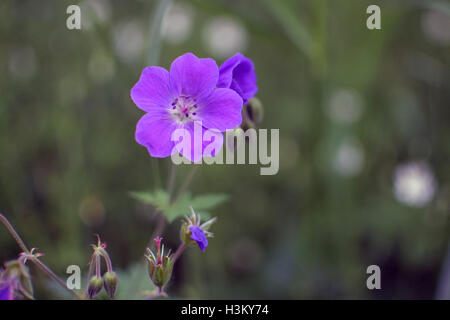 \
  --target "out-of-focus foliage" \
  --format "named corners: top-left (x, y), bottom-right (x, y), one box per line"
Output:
top-left (130, 189), bottom-right (227, 221)
top-left (0, 0), bottom-right (449, 299)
